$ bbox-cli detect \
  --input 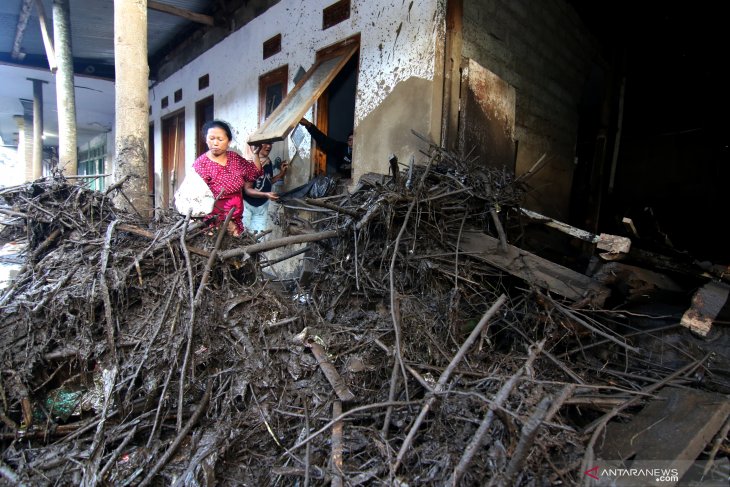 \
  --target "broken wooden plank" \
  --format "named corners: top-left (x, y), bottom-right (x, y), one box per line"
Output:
top-left (147, 0), bottom-right (214, 26)
top-left (458, 231), bottom-right (610, 306)
top-left (518, 207), bottom-right (631, 258)
top-left (596, 387), bottom-right (730, 486)
top-left (681, 281), bottom-right (730, 337)
top-left (293, 328), bottom-right (355, 402)
top-left (622, 217), bottom-right (640, 238)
